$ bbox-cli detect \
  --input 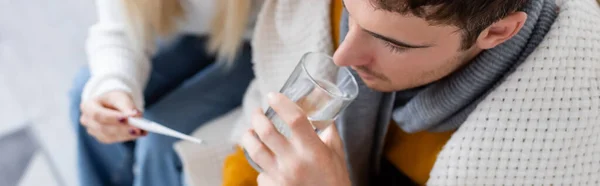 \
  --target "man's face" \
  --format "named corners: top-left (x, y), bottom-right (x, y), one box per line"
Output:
top-left (334, 0), bottom-right (479, 92)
